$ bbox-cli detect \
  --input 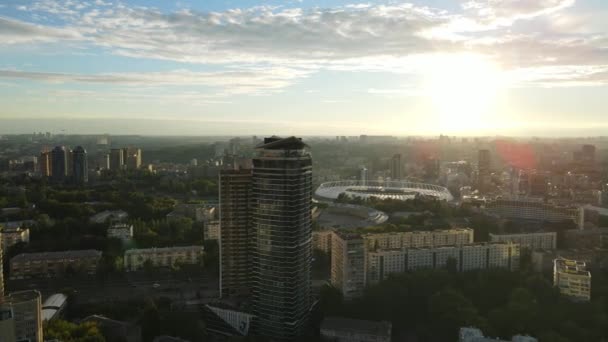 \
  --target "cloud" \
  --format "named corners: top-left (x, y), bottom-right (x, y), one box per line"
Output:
top-left (0, 16), bottom-right (81, 44)
top-left (0, 68), bottom-right (310, 94)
